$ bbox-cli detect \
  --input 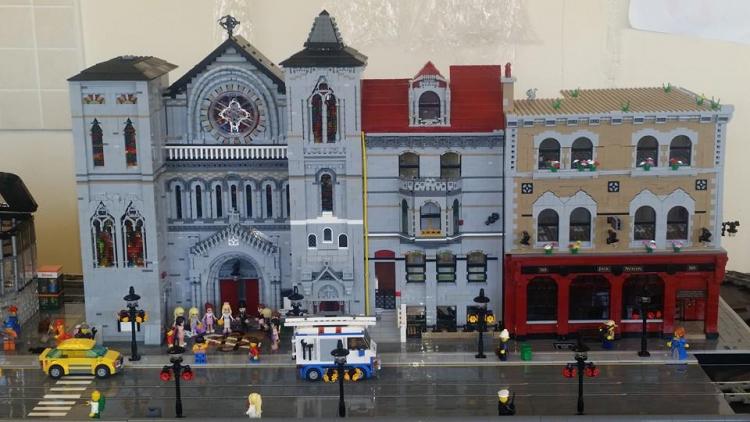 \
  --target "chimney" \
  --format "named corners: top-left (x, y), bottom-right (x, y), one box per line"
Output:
top-left (502, 62), bottom-right (515, 112)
